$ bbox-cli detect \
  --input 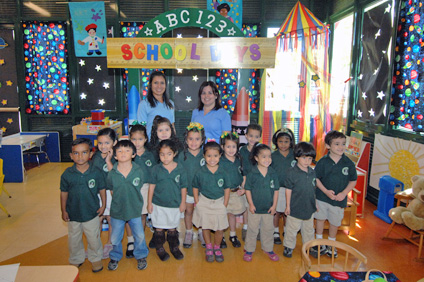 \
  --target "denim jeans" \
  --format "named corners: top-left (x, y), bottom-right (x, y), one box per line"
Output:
top-left (109, 217), bottom-right (149, 261)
